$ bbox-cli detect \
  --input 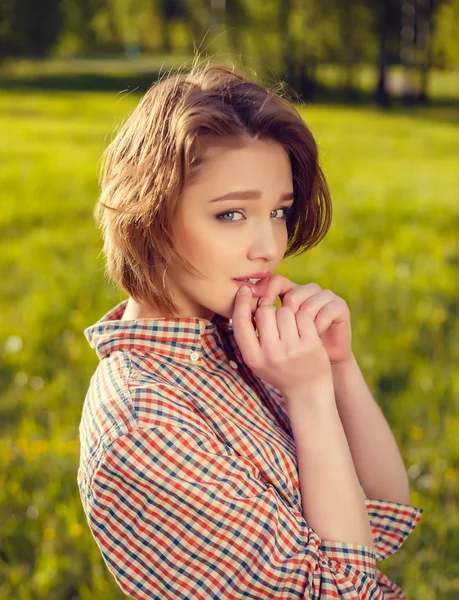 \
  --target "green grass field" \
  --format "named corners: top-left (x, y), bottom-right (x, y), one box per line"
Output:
top-left (0, 60), bottom-right (458, 599)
